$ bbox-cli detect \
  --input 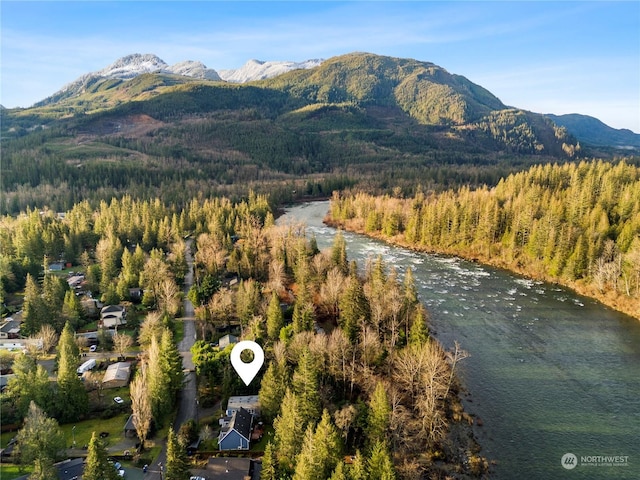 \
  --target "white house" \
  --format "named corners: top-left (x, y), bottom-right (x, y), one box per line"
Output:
top-left (100, 305), bottom-right (126, 329)
top-left (226, 395), bottom-right (260, 417)
top-left (0, 338), bottom-right (42, 352)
